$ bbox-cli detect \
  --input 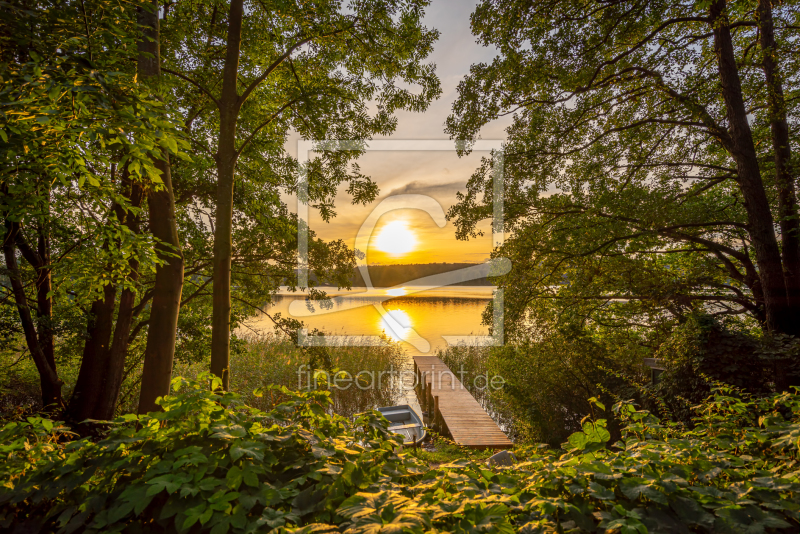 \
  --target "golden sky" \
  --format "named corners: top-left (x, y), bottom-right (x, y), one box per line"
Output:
top-left (285, 0), bottom-right (512, 265)
top-left (306, 149), bottom-right (497, 265)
